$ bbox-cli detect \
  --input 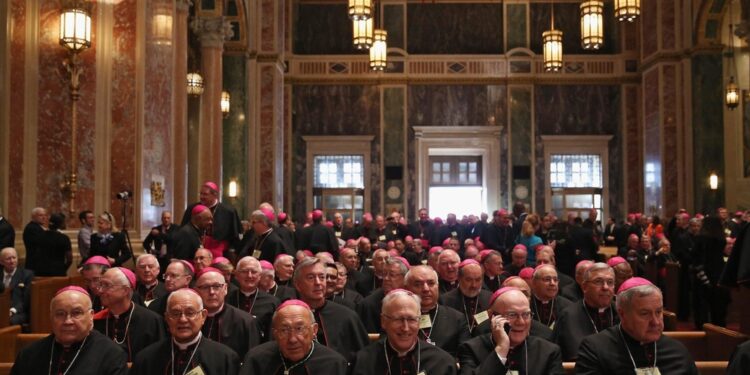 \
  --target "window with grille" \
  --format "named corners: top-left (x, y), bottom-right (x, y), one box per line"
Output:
top-left (549, 154), bottom-right (602, 188)
top-left (313, 155), bottom-right (365, 188)
top-left (429, 156), bottom-right (482, 186)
